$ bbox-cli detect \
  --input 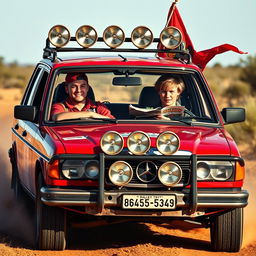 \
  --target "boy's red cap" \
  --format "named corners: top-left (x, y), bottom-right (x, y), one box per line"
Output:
top-left (65, 73), bottom-right (88, 83)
